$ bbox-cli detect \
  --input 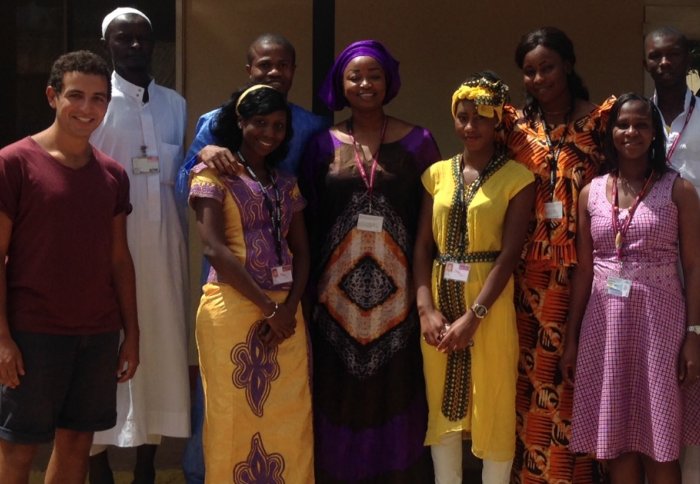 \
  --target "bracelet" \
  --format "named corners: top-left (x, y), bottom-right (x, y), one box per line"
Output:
top-left (263, 302), bottom-right (279, 320)
top-left (688, 325), bottom-right (700, 335)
